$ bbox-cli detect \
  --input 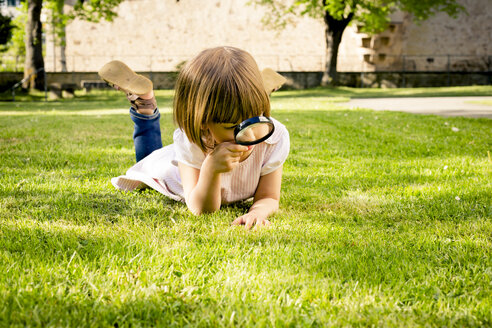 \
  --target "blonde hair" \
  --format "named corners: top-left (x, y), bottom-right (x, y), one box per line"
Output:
top-left (173, 46), bottom-right (270, 151)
